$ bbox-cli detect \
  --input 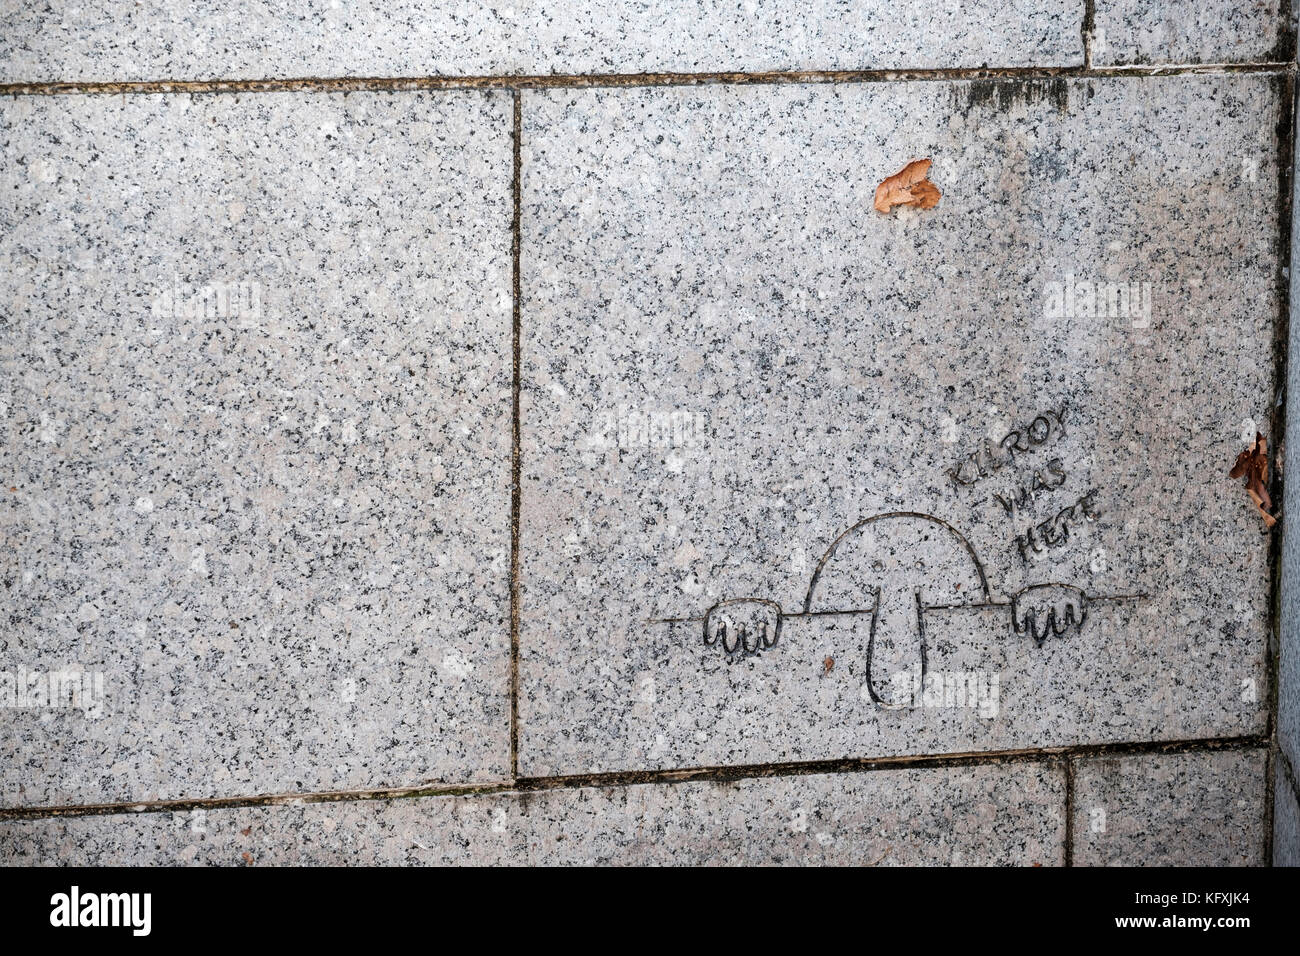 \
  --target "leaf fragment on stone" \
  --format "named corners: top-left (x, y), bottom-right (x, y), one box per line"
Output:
top-left (874, 158), bottom-right (942, 214)
top-left (1229, 432), bottom-right (1275, 528)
